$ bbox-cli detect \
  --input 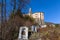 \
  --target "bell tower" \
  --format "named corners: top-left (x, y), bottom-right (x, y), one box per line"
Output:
top-left (39, 12), bottom-right (44, 25)
top-left (28, 8), bottom-right (32, 16)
